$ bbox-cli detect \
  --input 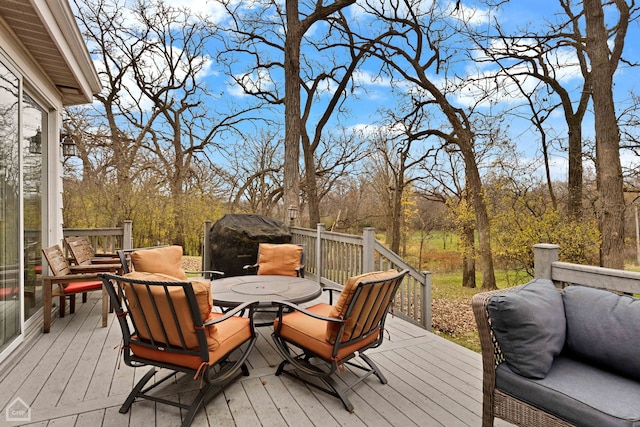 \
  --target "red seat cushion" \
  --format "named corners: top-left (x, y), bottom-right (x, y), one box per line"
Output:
top-left (63, 281), bottom-right (103, 293)
top-left (0, 287), bottom-right (19, 298)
